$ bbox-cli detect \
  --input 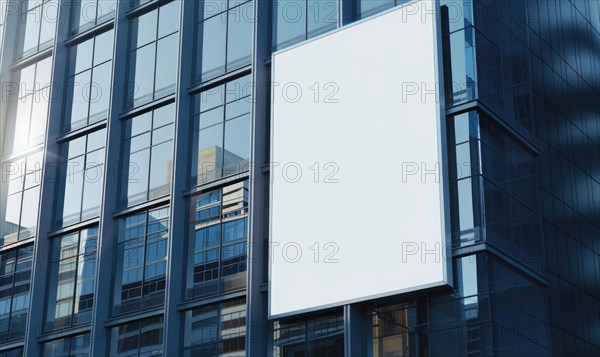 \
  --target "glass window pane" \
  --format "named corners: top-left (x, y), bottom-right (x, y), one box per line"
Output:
top-left (97, 0), bottom-right (116, 23)
top-left (28, 92), bottom-right (50, 146)
top-left (196, 124), bottom-right (223, 184)
top-left (226, 2), bottom-right (253, 71)
top-left (93, 29), bottom-right (114, 65)
top-left (2, 194), bottom-right (22, 246)
top-left (223, 115), bottom-right (250, 177)
top-left (148, 142), bottom-right (173, 200)
top-left (198, 13), bottom-right (227, 82)
top-left (130, 43), bottom-right (156, 107)
top-left (158, 0), bottom-right (180, 38)
top-left (133, 9), bottom-right (157, 48)
top-left (307, 0), bottom-right (337, 38)
top-left (154, 34), bottom-right (178, 99)
top-left (152, 103), bottom-right (175, 128)
top-left (198, 107), bottom-right (224, 130)
top-left (9, 96), bottom-right (33, 154)
top-left (18, 187), bottom-right (38, 240)
top-left (36, 56), bottom-right (54, 88)
top-left (72, 38), bottom-right (94, 75)
top-left (74, 0), bottom-right (97, 33)
top-left (68, 71), bottom-right (92, 131)
top-left (60, 156), bottom-right (85, 226)
top-left (124, 149), bottom-right (150, 206)
top-left (22, 8), bottom-right (41, 57)
top-left (88, 62), bottom-right (111, 124)
top-left (39, 1), bottom-right (58, 49)
top-left (357, 0), bottom-right (395, 19)
top-left (81, 164), bottom-right (104, 221)
top-left (273, 0), bottom-right (306, 51)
